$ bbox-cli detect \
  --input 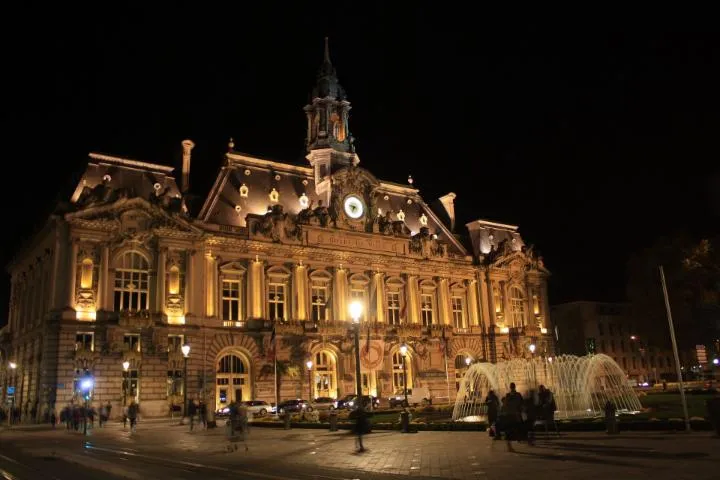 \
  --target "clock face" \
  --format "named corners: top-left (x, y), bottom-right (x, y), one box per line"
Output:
top-left (343, 195), bottom-right (365, 219)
